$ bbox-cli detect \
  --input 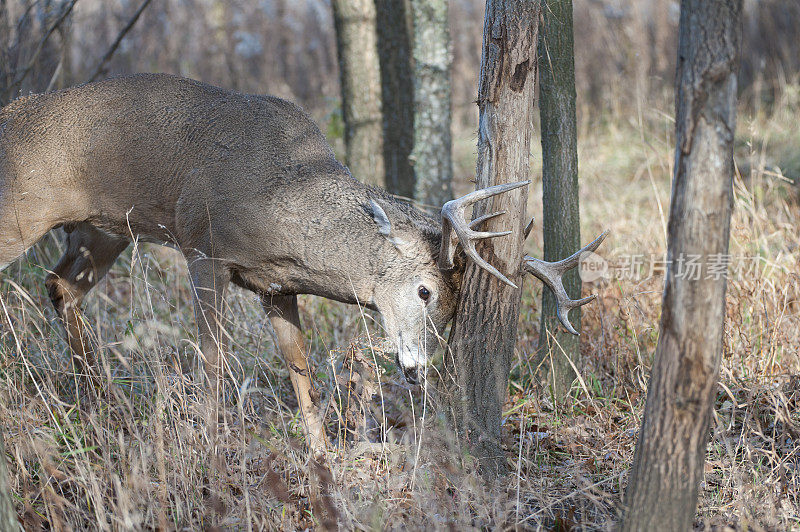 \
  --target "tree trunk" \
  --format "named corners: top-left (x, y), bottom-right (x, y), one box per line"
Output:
top-left (621, 1), bottom-right (742, 529)
top-left (35, 0), bottom-right (70, 92)
top-left (374, 0), bottom-right (414, 197)
top-left (332, 0), bottom-right (385, 187)
top-left (0, 429), bottom-right (19, 531)
top-left (534, 0), bottom-right (581, 401)
top-left (445, 0), bottom-right (540, 478)
top-left (410, 0), bottom-right (453, 207)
